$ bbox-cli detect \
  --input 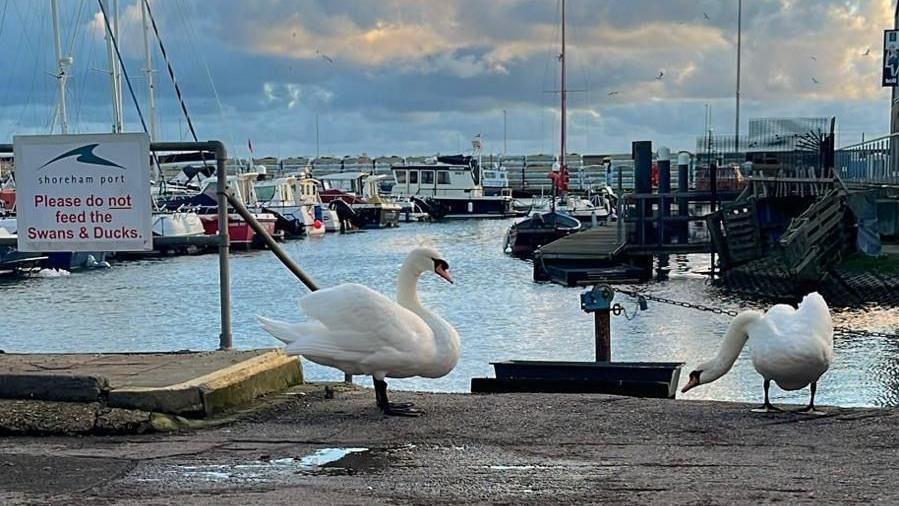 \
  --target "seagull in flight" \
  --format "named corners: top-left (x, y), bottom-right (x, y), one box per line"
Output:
top-left (703, 12), bottom-right (710, 20)
top-left (810, 56), bottom-right (817, 61)
top-left (862, 47), bottom-right (871, 56)
top-left (316, 49), bottom-right (334, 65)
top-left (608, 90), bottom-right (620, 96)
top-left (812, 77), bottom-right (820, 84)
top-left (655, 71), bottom-right (664, 80)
